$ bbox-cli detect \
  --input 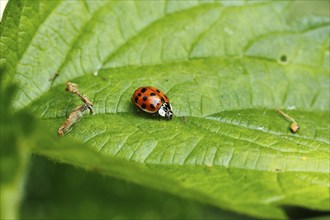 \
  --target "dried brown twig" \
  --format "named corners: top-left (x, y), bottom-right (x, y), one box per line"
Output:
top-left (57, 82), bottom-right (93, 136)
top-left (65, 82), bottom-right (94, 113)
